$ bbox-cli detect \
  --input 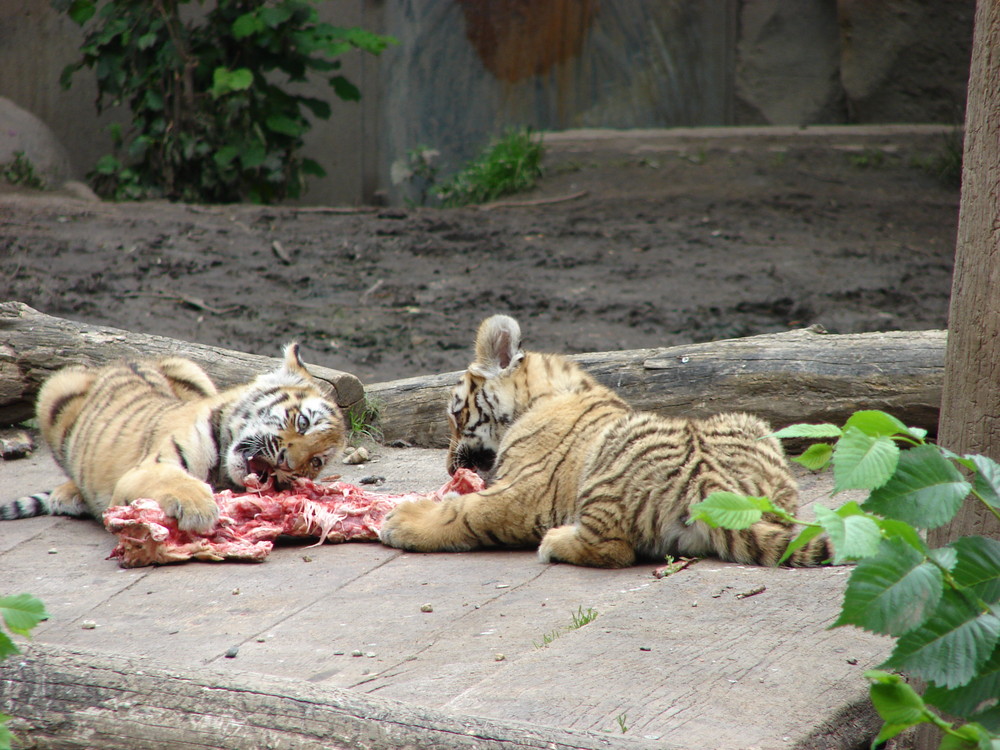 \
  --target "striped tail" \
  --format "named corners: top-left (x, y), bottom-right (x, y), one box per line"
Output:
top-left (0, 492), bottom-right (90, 521)
top-left (710, 521), bottom-right (835, 567)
